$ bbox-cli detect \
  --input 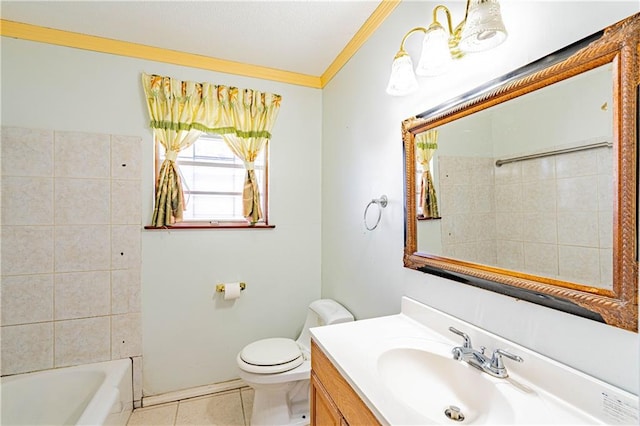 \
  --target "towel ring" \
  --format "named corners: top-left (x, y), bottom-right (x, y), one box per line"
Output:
top-left (364, 195), bottom-right (388, 231)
